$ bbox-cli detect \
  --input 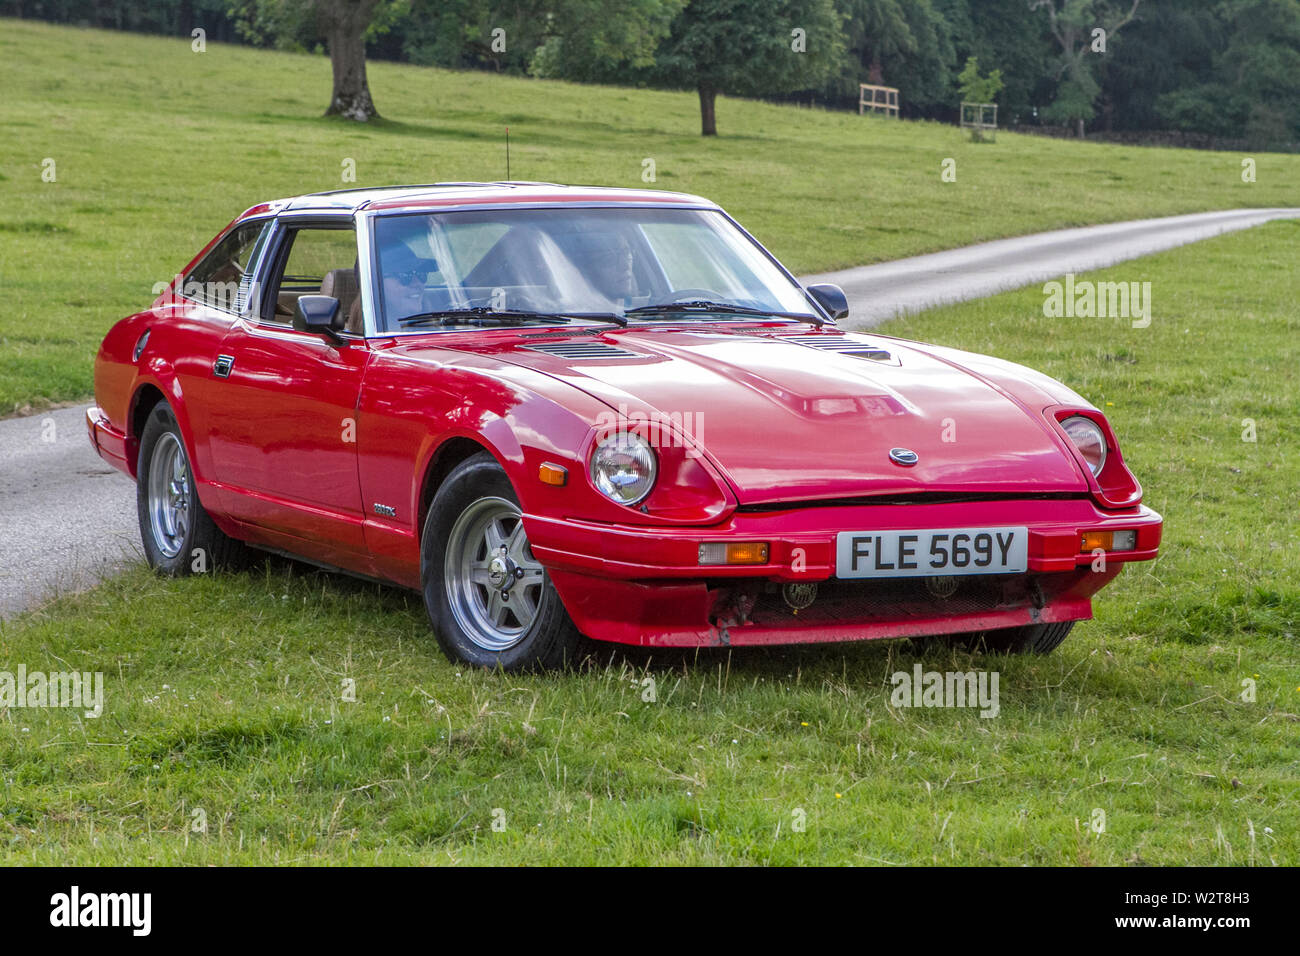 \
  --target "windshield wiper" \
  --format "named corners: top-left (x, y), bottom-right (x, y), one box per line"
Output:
top-left (624, 301), bottom-right (824, 327)
top-left (399, 308), bottom-right (628, 328)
